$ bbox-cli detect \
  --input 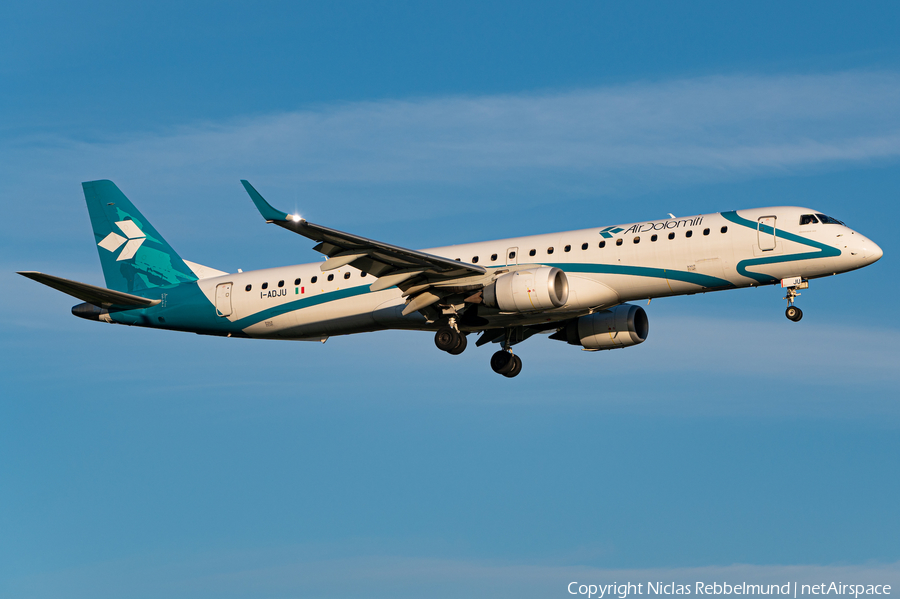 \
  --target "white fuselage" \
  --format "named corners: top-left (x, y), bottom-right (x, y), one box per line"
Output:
top-left (193, 207), bottom-right (881, 340)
